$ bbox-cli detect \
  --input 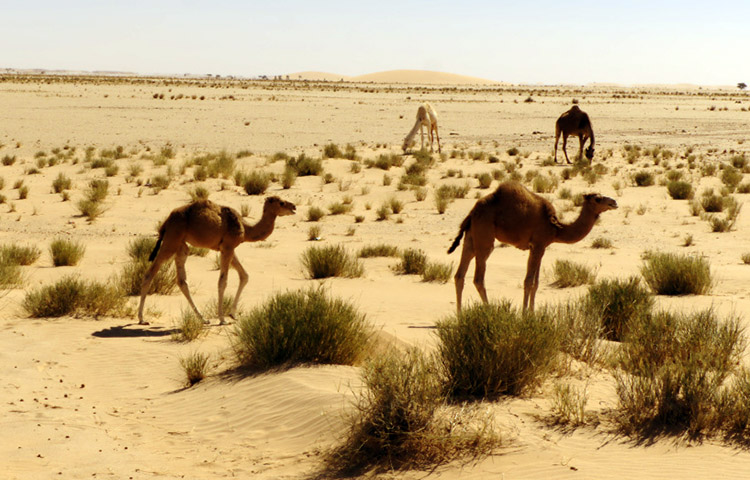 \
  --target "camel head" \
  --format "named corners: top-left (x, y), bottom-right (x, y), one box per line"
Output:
top-left (264, 196), bottom-right (296, 217)
top-left (585, 146), bottom-right (595, 161)
top-left (402, 138), bottom-right (414, 153)
top-left (583, 193), bottom-right (617, 214)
